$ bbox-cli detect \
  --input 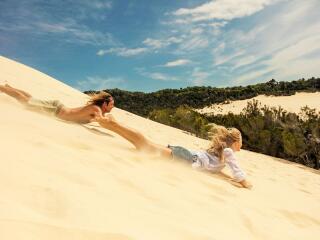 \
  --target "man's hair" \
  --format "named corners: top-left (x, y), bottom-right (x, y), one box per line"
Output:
top-left (87, 91), bottom-right (112, 107)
